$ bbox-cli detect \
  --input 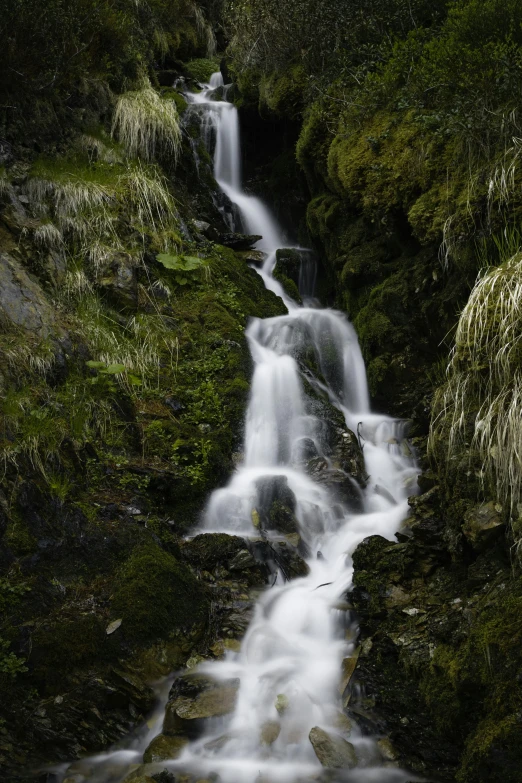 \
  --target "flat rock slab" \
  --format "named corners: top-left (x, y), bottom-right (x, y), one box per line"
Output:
top-left (309, 726), bottom-right (357, 769)
top-left (164, 681), bottom-right (238, 736)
